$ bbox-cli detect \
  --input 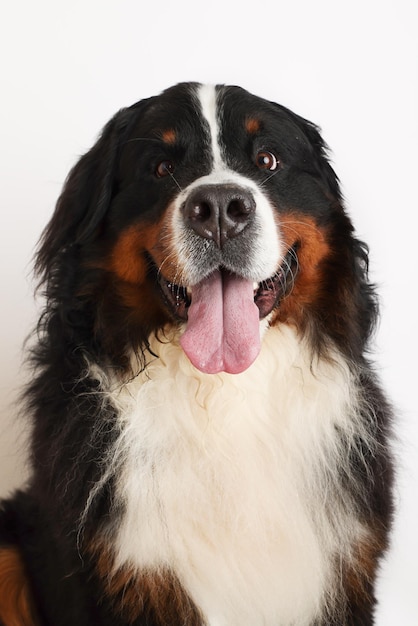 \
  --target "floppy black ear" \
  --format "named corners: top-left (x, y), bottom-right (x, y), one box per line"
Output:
top-left (273, 102), bottom-right (342, 201)
top-left (35, 103), bottom-right (144, 283)
top-left (297, 117), bottom-right (342, 201)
